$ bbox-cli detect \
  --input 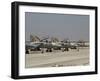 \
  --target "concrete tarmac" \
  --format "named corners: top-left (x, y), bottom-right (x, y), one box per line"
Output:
top-left (25, 48), bottom-right (89, 68)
